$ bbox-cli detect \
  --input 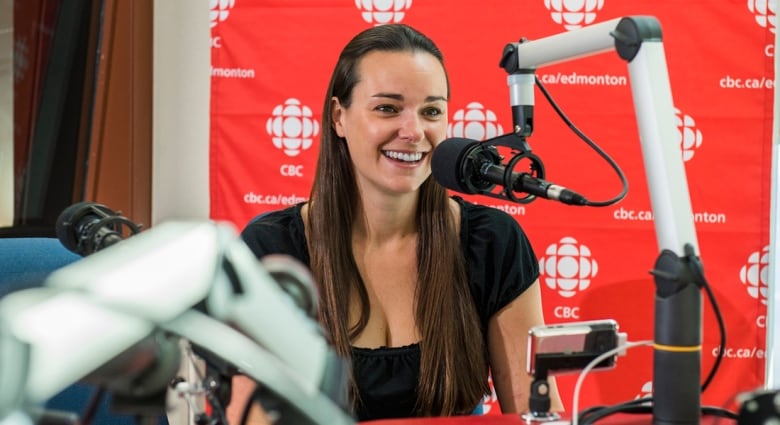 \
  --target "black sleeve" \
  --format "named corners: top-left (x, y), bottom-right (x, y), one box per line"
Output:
top-left (239, 205), bottom-right (310, 266)
top-left (461, 202), bottom-right (540, 330)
